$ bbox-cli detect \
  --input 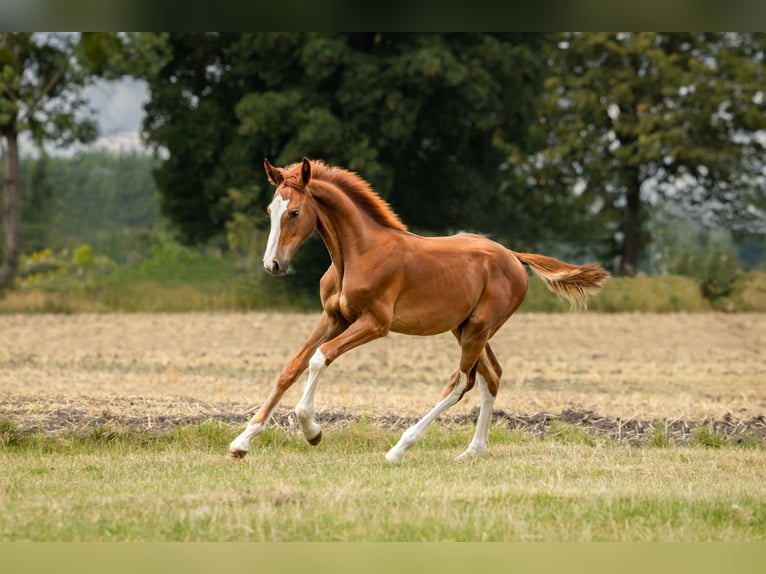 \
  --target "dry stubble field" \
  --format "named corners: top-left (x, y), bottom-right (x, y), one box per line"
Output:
top-left (1, 311), bottom-right (765, 444)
